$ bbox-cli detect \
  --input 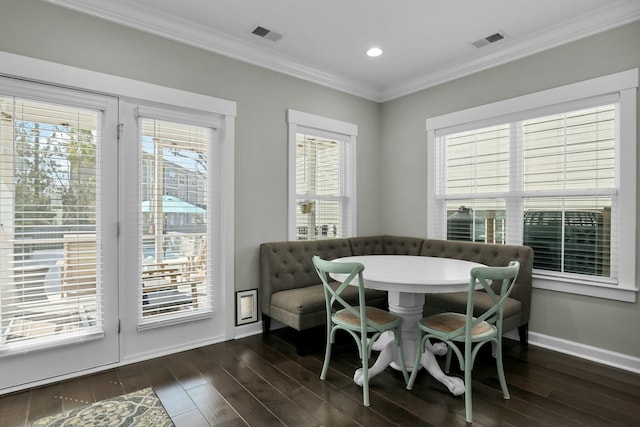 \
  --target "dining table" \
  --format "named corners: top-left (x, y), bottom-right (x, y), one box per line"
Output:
top-left (331, 254), bottom-right (485, 396)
